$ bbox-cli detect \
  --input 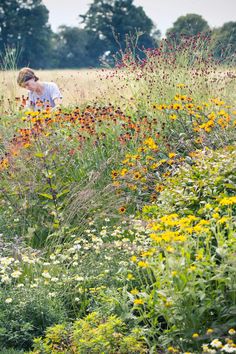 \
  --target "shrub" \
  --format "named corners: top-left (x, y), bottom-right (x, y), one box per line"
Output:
top-left (32, 312), bottom-right (147, 353)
